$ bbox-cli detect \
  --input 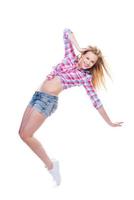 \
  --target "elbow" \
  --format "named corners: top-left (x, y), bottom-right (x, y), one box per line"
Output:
top-left (63, 28), bottom-right (73, 38)
top-left (64, 28), bottom-right (72, 33)
top-left (93, 101), bottom-right (103, 109)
